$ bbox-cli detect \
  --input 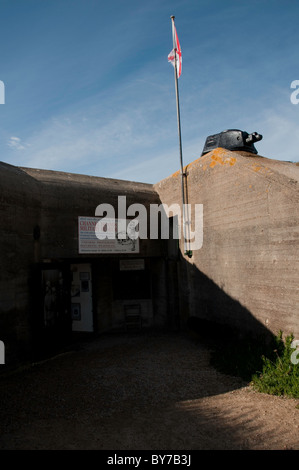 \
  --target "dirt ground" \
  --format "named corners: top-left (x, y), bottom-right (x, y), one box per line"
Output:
top-left (0, 331), bottom-right (298, 450)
